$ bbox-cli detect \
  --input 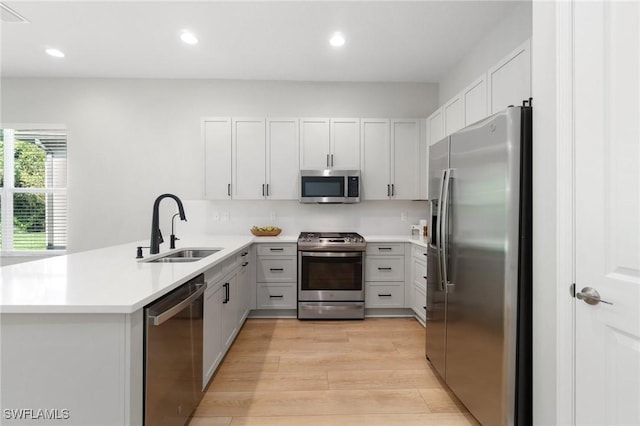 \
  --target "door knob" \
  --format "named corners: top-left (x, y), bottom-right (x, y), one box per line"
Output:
top-left (576, 287), bottom-right (613, 305)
